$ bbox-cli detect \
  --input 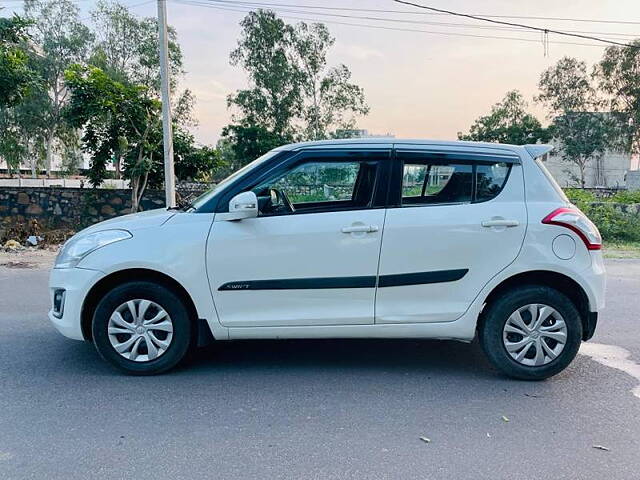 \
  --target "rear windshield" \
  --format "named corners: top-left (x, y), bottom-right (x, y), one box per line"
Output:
top-left (535, 158), bottom-right (569, 202)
